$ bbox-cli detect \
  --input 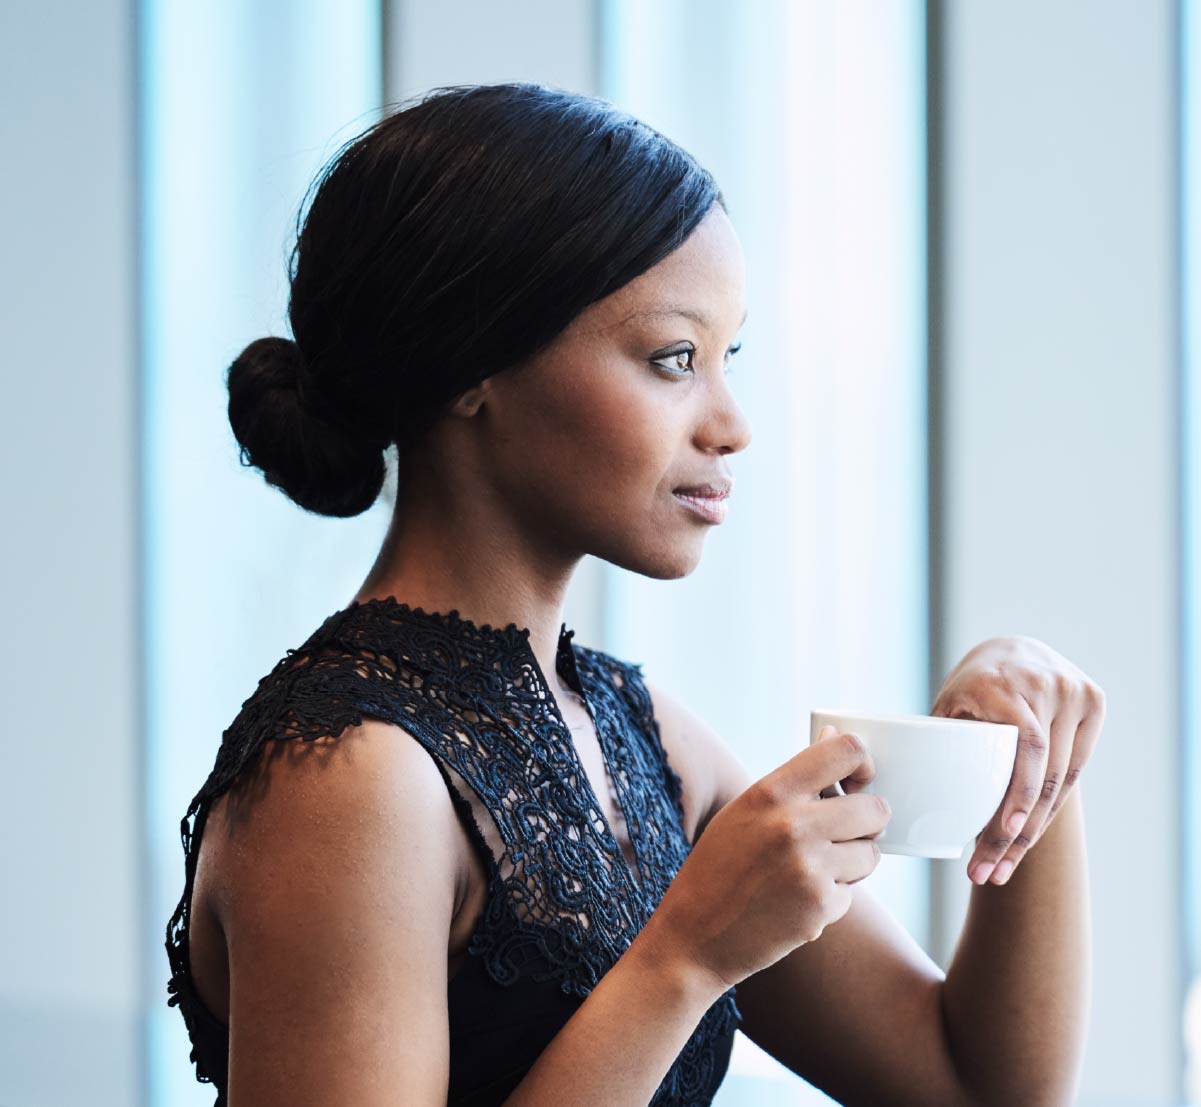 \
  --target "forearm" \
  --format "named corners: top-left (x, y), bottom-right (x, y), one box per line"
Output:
top-left (941, 786), bottom-right (1091, 1107)
top-left (502, 929), bottom-right (728, 1106)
